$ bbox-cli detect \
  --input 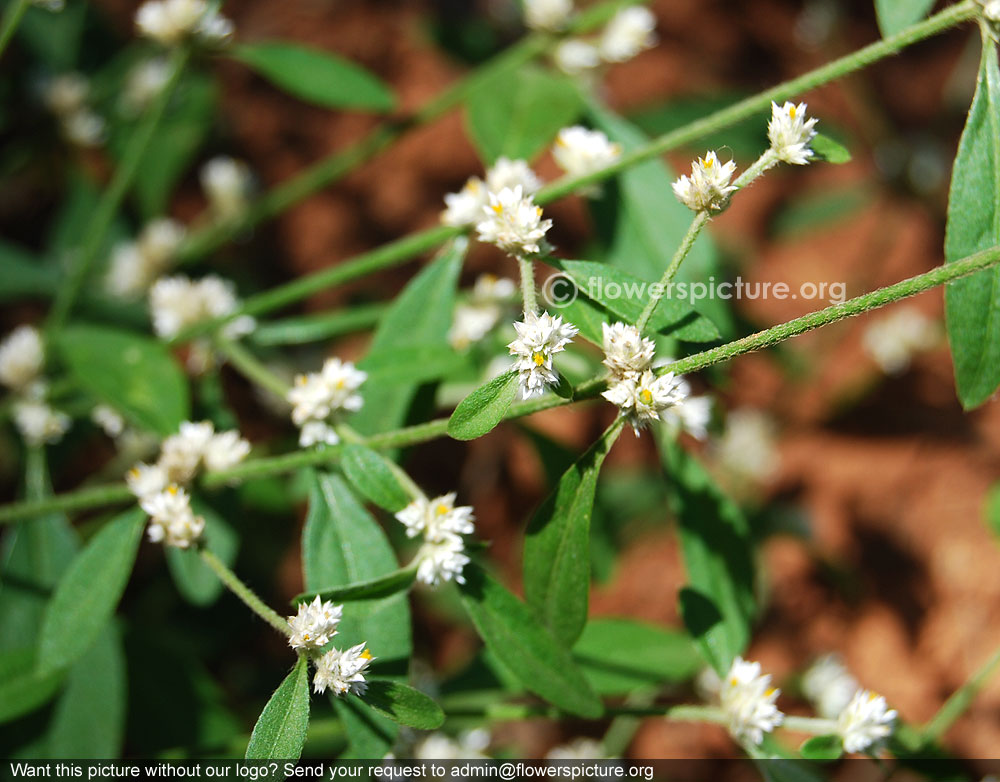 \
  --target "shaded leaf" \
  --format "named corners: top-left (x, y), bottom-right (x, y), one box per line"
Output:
top-left (874, 0), bottom-right (935, 37)
top-left (251, 303), bottom-right (385, 347)
top-left (166, 502), bottom-right (240, 607)
top-left (361, 680), bottom-right (445, 730)
top-left (245, 656), bottom-right (310, 762)
top-left (799, 734), bottom-right (844, 761)
top-left (295, 566), bottom-right (417, 605)
top-left (0, 648), bottom-right (65, 724)
top-left (810, 133), bottom-right (851, 165)
top-left (340, 443), bottom-right (414, 513)
top-left (0, 242), bottom-right (58, 302)
top-left (447, 370), bottom-right (519, 441)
